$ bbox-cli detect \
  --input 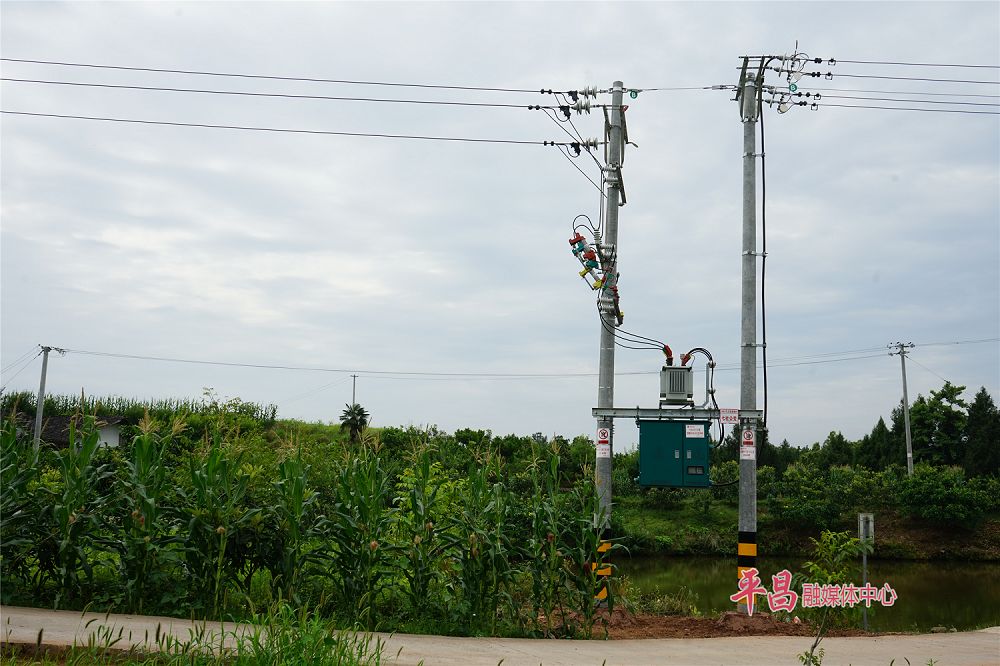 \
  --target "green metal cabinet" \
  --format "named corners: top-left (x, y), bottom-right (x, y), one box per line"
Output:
top-left (637, 420), bottom-right (711, 488)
